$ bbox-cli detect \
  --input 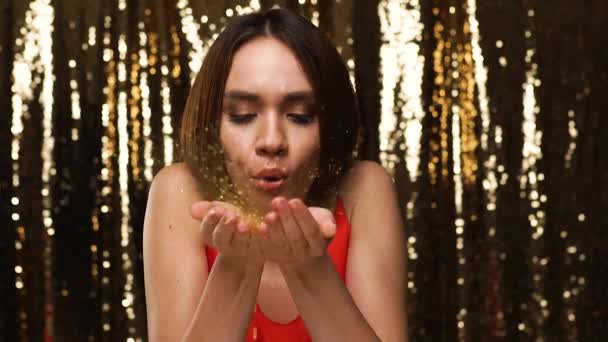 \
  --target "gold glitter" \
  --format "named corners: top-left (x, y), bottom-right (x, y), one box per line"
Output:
top-left (176, 0), bottom-right (207, 79)
top-left (9, 0), bottom-right (57, 338)
top-left (129, 42), bottom-right (142, 182)
top-left (499, 56), bottom-right (508, 67)
top-left (452, 102), bottom-right (466, 339)
top-left (519, 4), bottom-right (548, 338)
top-left (161, 79), bottom-right (174, 165)
top-left (564, 110), bottom-right (578, 168)
top-left (457, 29), bottom-right (479, 186)
top-left (137, 25), bottom-right (154, 182)
top-left (116, 11), bottom-right (139, 335)
top-left (95, 12), bottom-right (118, 337)
top-left (378, 0), bottom-right (425, 181)
top-left (377, 0), bottom-right (424, 311)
